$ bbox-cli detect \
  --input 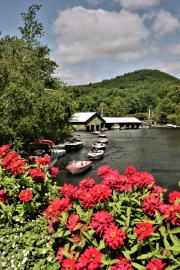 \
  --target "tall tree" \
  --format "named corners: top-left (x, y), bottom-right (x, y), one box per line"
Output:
top-left (0, 5), bottom-right (76, 151)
